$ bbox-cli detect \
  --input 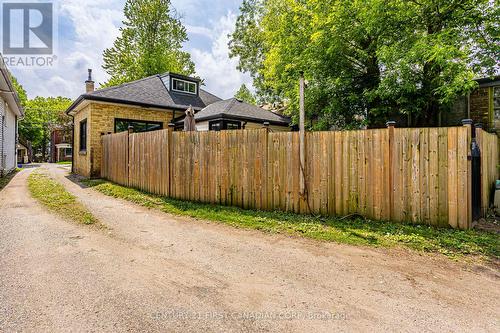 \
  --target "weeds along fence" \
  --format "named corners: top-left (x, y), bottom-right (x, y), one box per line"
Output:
top-left (101, 126), bottom-right (499, 230)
